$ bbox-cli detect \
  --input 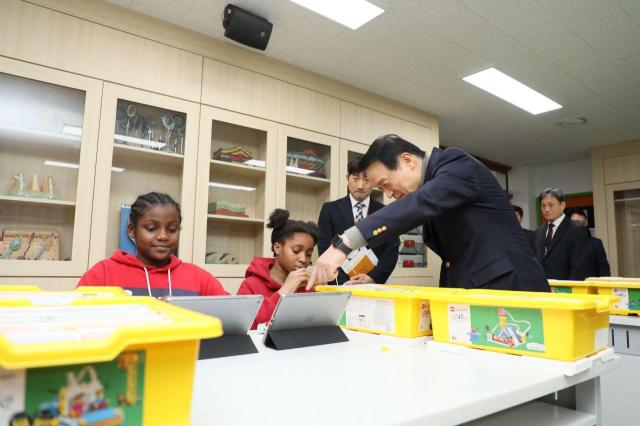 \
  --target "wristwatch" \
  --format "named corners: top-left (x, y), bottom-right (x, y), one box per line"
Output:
top-left (331, 234), bottom-right (352, 256)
